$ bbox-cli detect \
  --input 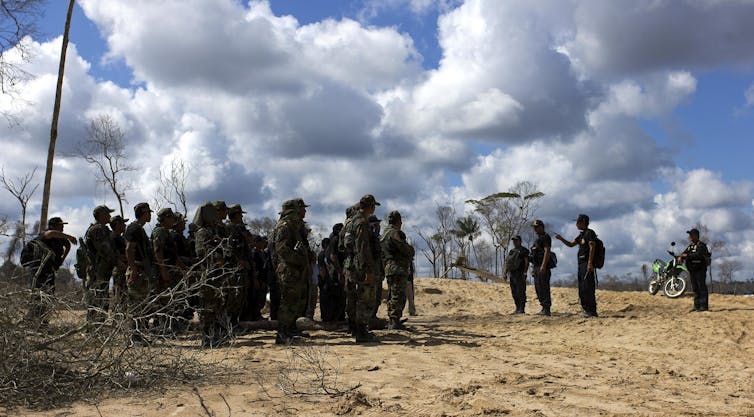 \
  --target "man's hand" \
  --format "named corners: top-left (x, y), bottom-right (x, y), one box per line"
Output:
top-left (67, 234), bottom-right (77, 244)
top-left (539, 266), bottom-right (546, 275)
top-left (587, 264), bottom-right (594, 274)
top-left (554, 233), bottom-right (562, 240)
